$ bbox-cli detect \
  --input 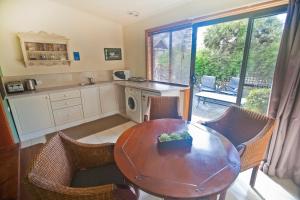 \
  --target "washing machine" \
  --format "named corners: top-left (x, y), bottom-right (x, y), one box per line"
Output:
top-left (125, 87), bottom-right (142, 123)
